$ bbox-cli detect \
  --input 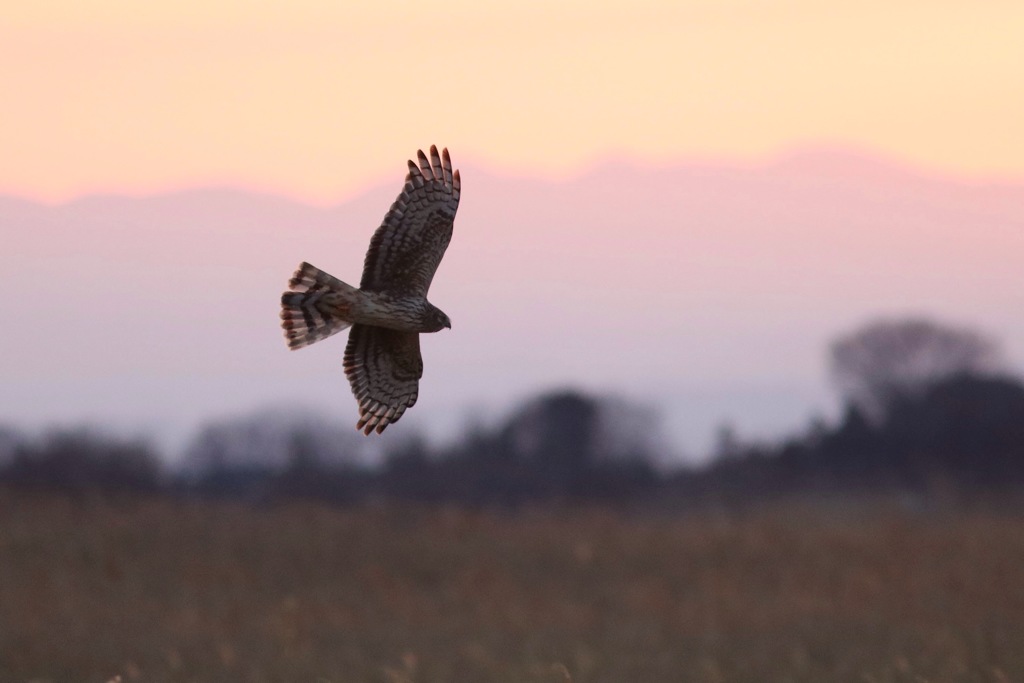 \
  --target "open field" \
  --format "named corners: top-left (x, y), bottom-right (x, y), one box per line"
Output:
top-left (2, 494), bottom-right (1023, 682)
